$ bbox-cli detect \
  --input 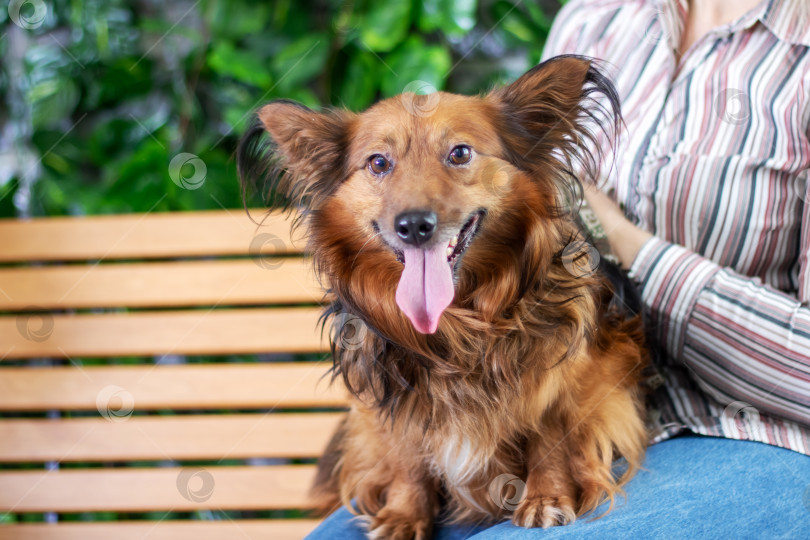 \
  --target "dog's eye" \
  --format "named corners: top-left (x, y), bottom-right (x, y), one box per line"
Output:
top-left (448, 145), bottom-right (472, 165)
top-left (368, 155), bottom-right (391, 175)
